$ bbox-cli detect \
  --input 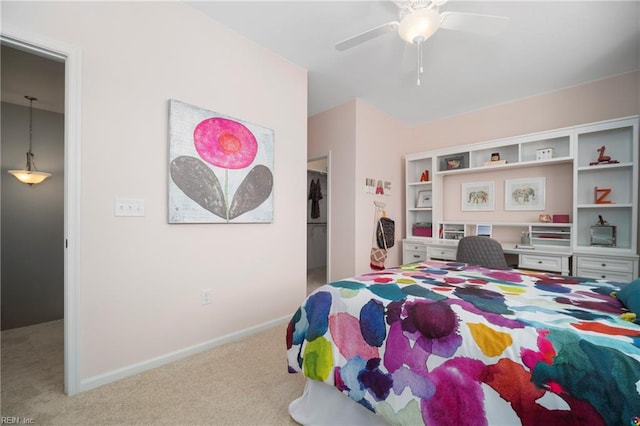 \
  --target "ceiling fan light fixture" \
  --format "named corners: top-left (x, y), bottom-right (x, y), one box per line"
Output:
top-left (398, 8), bottom-right (440, 44)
